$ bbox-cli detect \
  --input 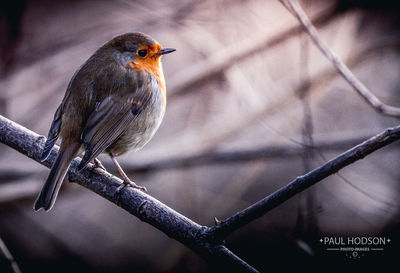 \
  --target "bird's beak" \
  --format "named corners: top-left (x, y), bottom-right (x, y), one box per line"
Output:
top-left (156, 48), bottom-right (176, 56)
